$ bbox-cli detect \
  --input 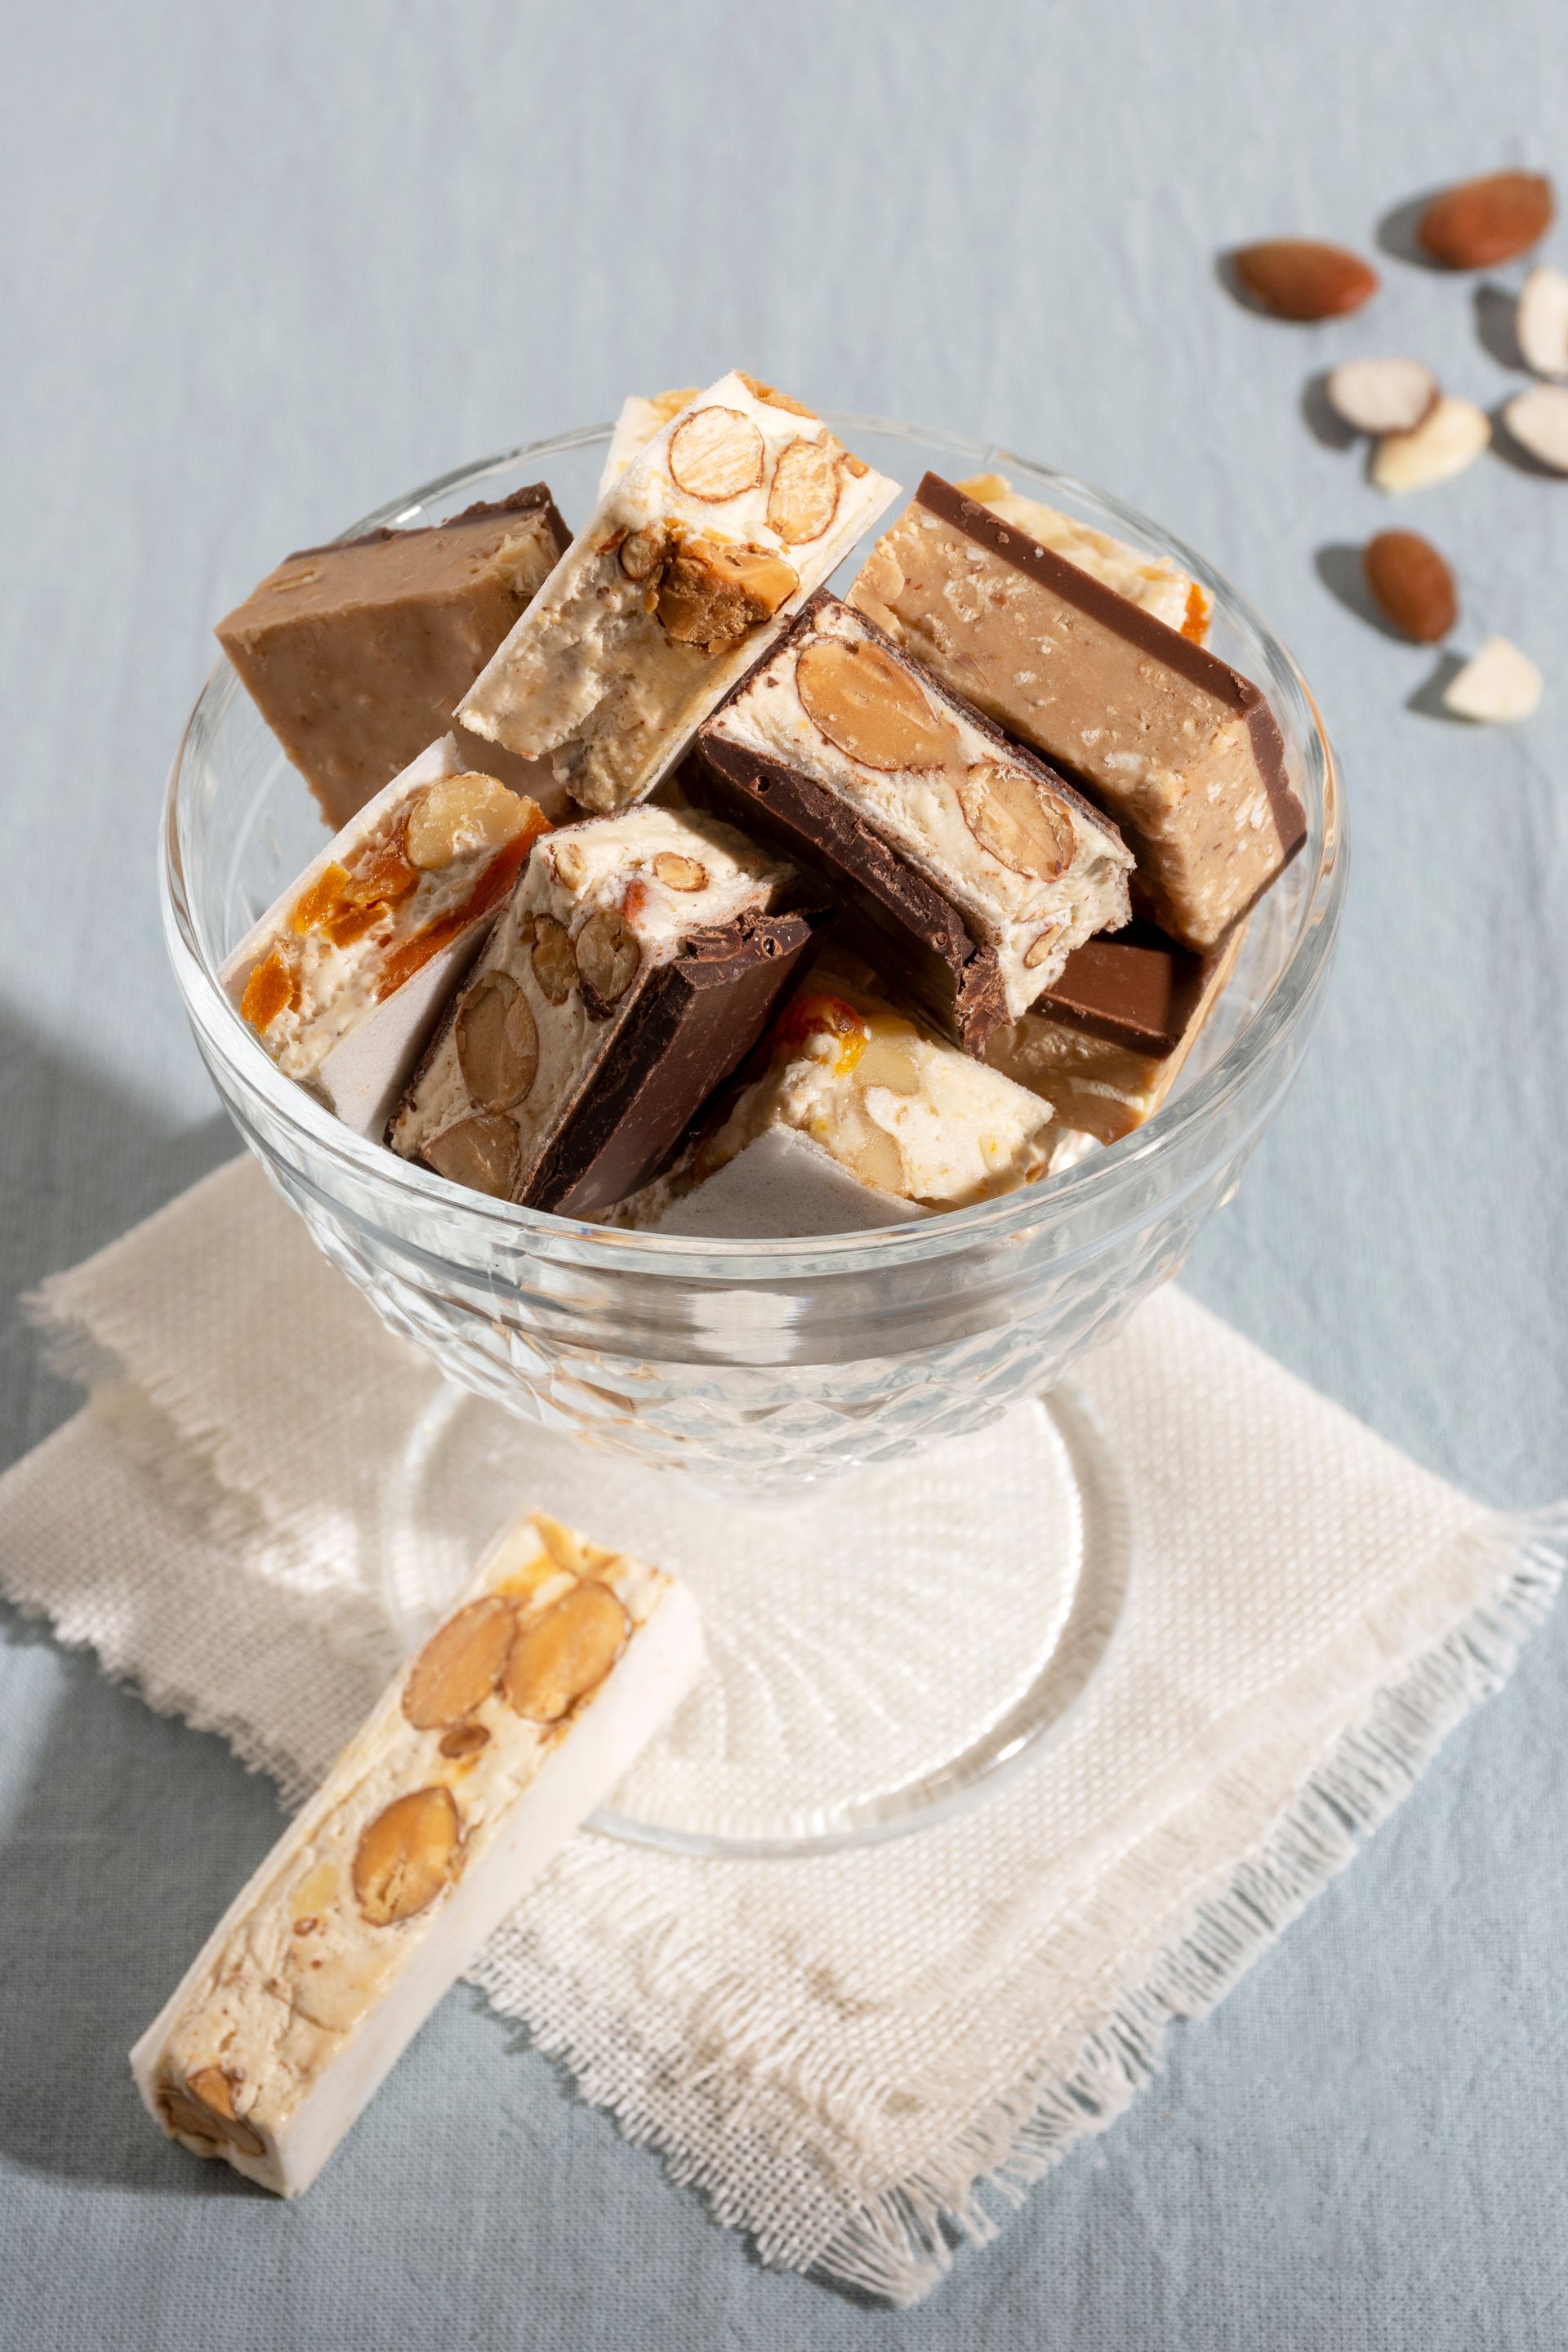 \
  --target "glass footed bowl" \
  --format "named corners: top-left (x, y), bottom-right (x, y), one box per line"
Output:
top-left (161, 417), bottom-right (1346, 1857)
